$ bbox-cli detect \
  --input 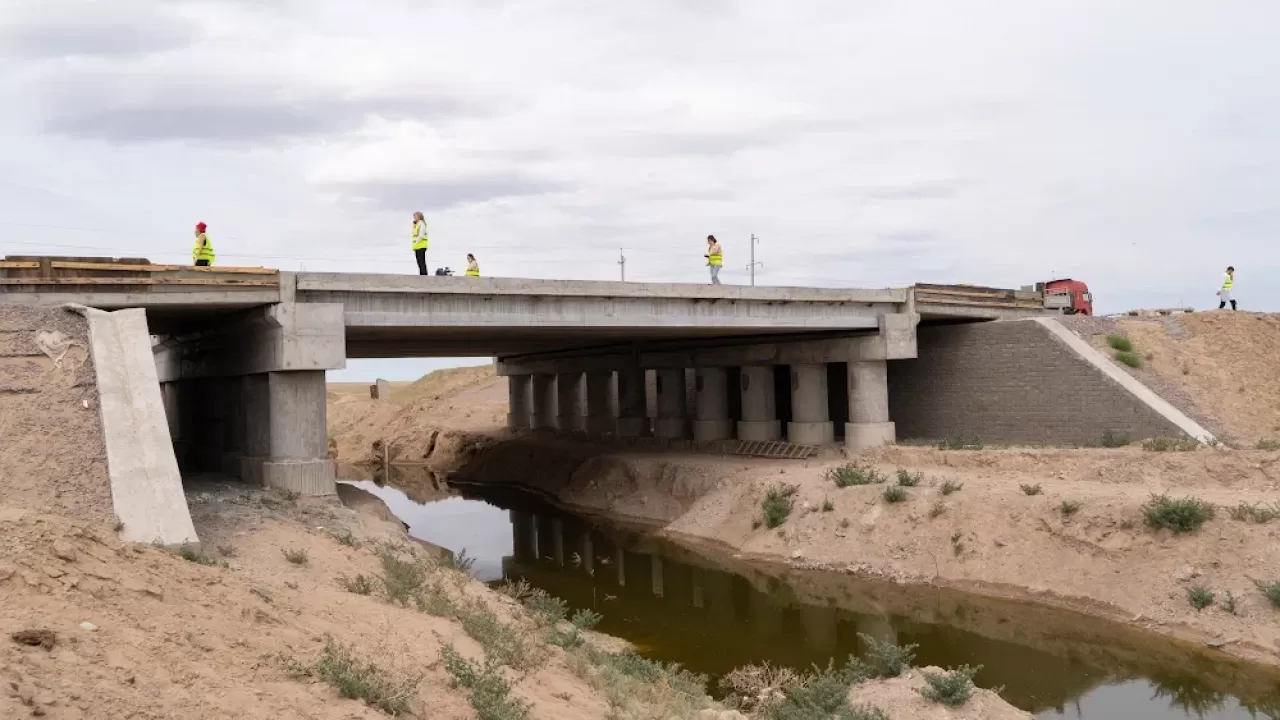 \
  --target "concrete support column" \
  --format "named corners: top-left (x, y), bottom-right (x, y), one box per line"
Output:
top-left (693, 367), bottom-right (733, 442)
top-left (530, 373), bottom-right (557, 430)
top-left (738, 365), bottom-right (781, 441)
top-left (847, 360), bottom-right (896, 449)
top-left (654, 368), bottom-right (690, 439)
top-left (788, 363), bottom-right (834, 445)
top-left (584, 371), bottom-right (616, 436)
top-left (261, 370), bottom-right (336, 495)
top-left (555, 372), bottom-right (585, 433)
top-left (221, 376), bottom-right (246, 476)
top-left (616, 365), bottom-right (649, 437)
top-left (506, 375), bottom-right (532, 429)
